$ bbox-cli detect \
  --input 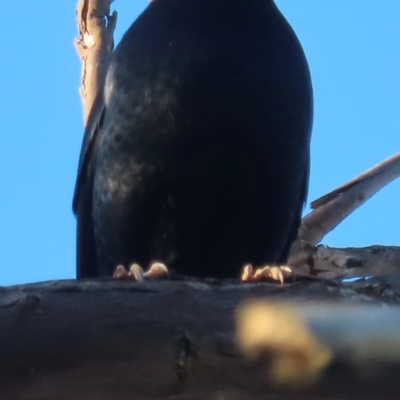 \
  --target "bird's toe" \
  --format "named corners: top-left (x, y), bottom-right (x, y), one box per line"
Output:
top-left (241, 264), bottom-right (293, 284)
top-left (113, 262), bottom-right (169, 281)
